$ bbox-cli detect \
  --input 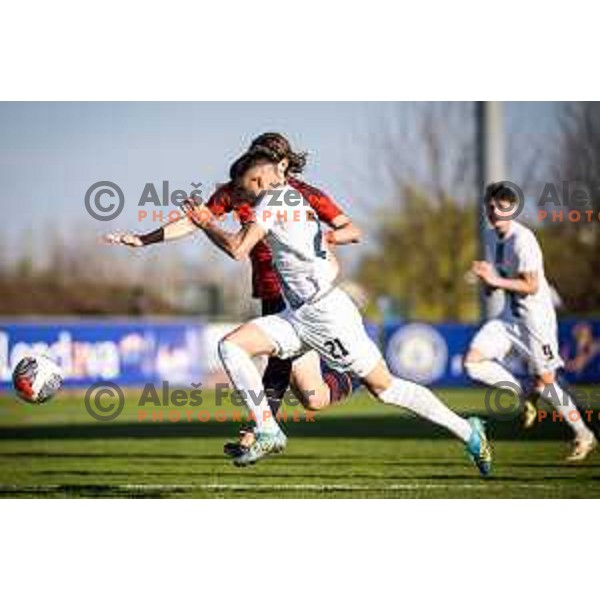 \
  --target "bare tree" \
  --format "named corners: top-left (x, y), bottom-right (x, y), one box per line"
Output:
top-left (537, 102), bottom-right (600, 315)
top-left (359, 102), bottom-right (478, 321)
